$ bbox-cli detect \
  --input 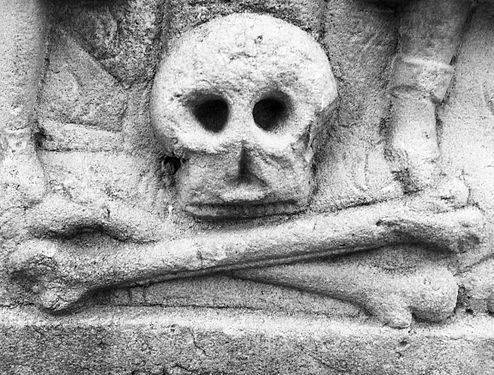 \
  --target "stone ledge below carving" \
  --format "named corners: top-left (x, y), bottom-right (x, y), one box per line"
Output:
top-left (1, 307), bottom-right (492, 375)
